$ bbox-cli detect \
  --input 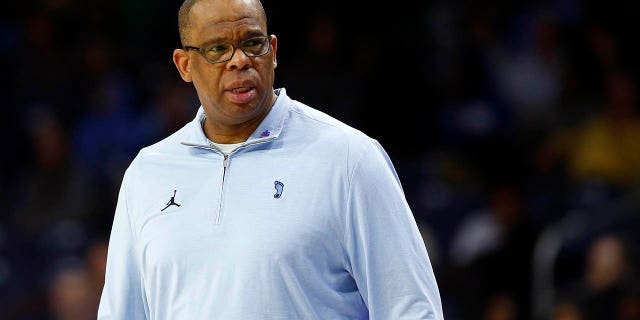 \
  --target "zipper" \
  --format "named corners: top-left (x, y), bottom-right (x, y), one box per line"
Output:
top-left (215, 154), bottom-right (229, 224)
